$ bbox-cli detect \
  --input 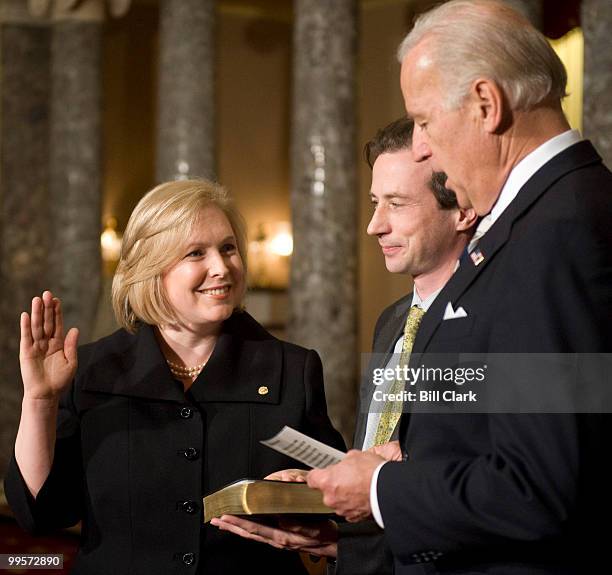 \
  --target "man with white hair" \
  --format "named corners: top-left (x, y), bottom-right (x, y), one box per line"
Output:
top-left (308, 1), bottom-right (612, 573)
